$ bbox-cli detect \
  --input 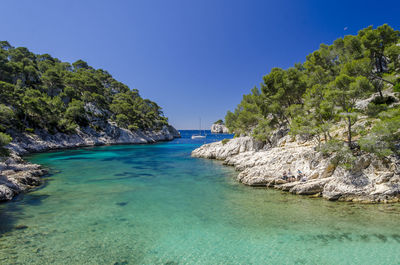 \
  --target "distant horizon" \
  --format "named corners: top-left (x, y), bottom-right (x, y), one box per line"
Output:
top-left (1, 0), bottom-right (400, 129)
